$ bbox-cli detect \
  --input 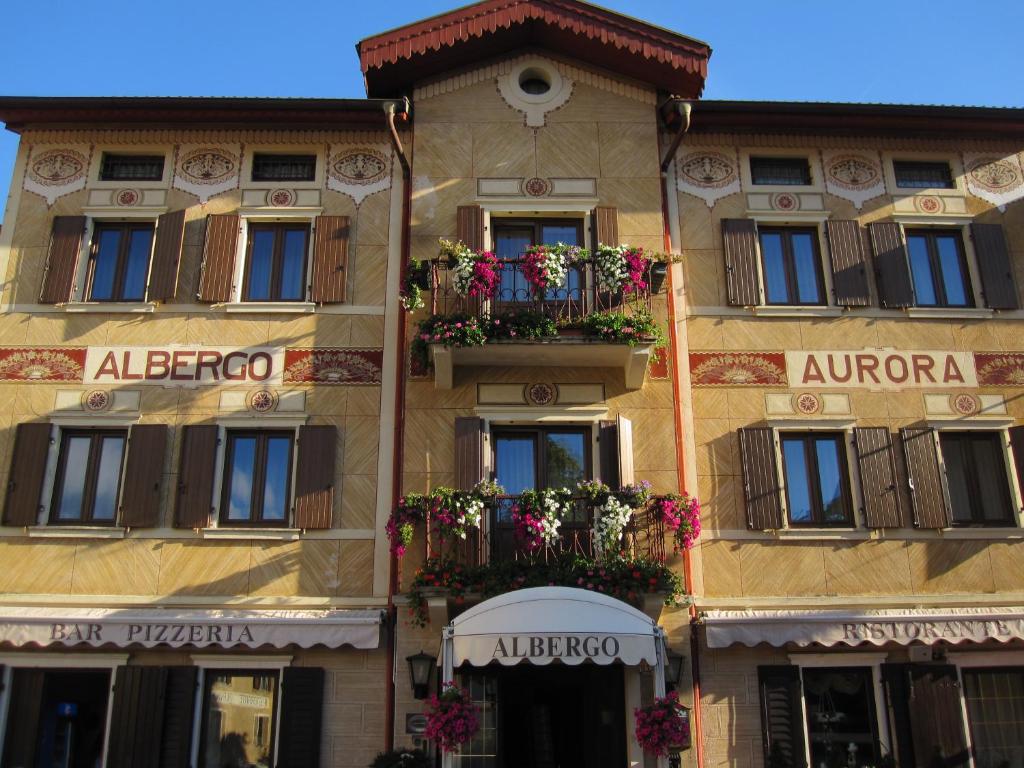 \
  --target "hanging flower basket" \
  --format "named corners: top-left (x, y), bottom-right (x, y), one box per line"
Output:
top-left (424, 683), bottom-right (480, 752)
top-left (440, 239), bottom-right (501, 299)
top-left (650, 494), bottom-right (701, 552)
top-left (634, 691), bottom-right (691, 756)
top-left (648, 262), bottom-right (669, 294)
